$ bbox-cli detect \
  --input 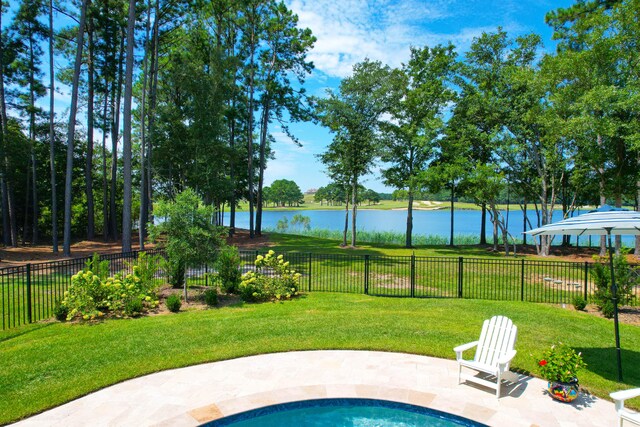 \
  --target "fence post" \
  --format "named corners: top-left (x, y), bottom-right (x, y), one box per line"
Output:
top-left (584, 261), bottom-right (589, 301)
top-left (457, 257), bottom-right (463, 298)
top-left (410, 253), bottom-right (416, 298)
top-left (308, 252), bottom-right (312, 292)
top-left (205, 264), bottom-right (209, 287)
top-left (26, 263), bottom-right (33, 324)
top-left (521, 259), bottom-right (525, 302)
top-left (364, 255), bottom-right (370, 295)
